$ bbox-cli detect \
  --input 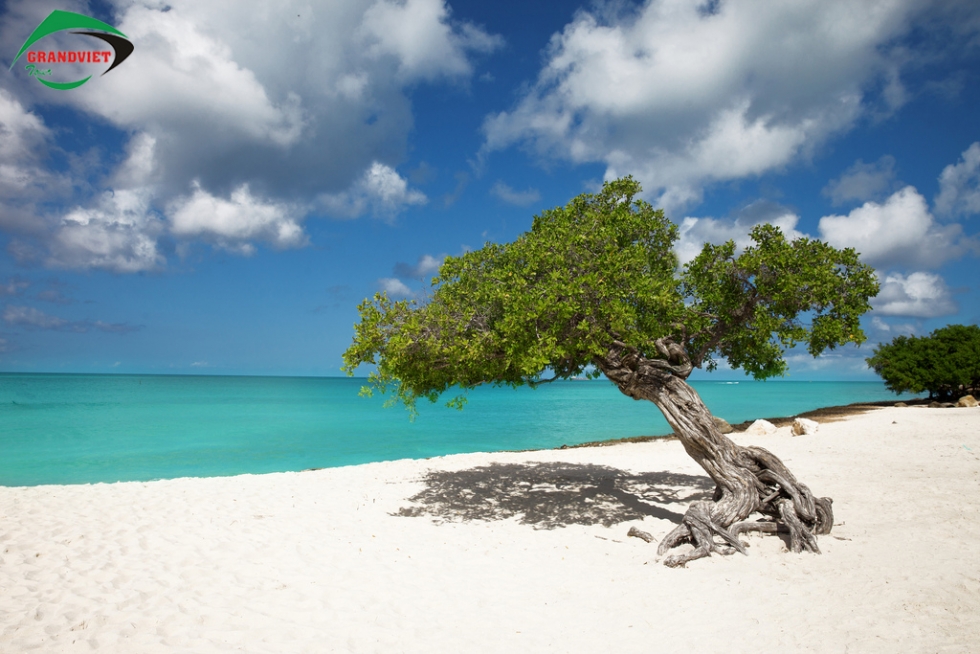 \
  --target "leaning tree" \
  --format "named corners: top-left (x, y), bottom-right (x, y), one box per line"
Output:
top-left (343, 178), bottom-right (879, 566)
